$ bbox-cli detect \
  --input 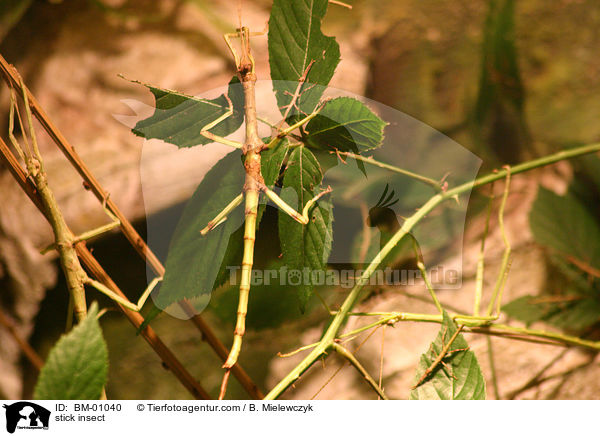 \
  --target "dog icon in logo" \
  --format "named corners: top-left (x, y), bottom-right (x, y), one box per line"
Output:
top-left (3, 402), bottom-right (50, 433)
